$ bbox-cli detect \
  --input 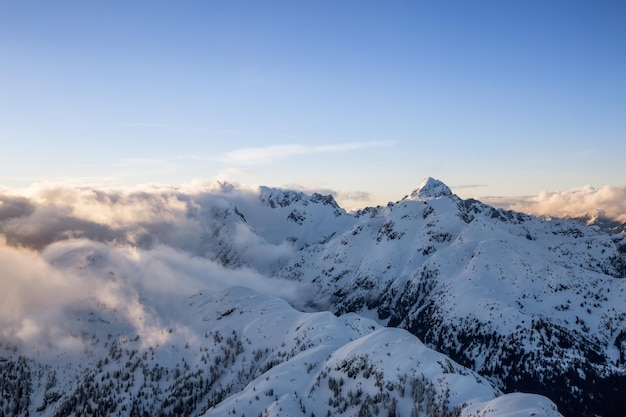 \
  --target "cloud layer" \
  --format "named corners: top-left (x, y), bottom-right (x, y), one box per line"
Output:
top-left (2, 180), bottom-right (624, 351)
top-left (483, 184), bottom-right (626, 223)
top-left (0, 182), bottom-right (317, 351)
